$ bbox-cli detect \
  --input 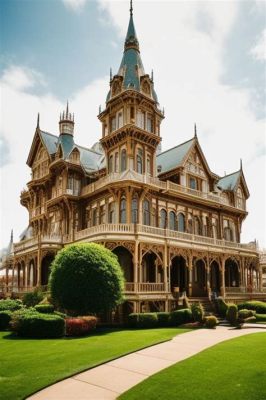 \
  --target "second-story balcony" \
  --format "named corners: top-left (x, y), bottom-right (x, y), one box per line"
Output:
top-left (80, 170), bottom-right (245, 211)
